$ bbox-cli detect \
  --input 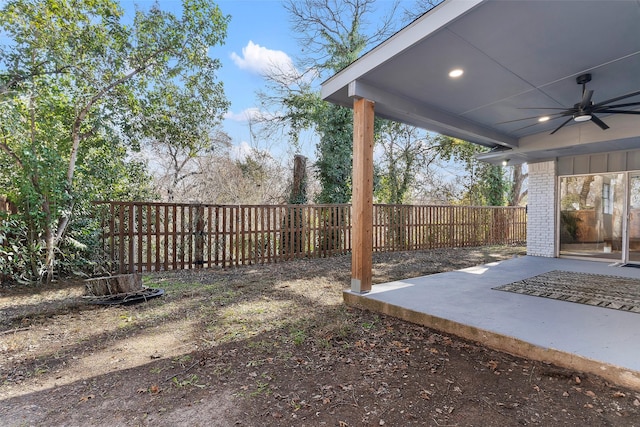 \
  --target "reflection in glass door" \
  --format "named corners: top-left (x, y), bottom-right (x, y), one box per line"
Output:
top-left (627, 174), bottom-right (640, 263)
top-left (559, 174), bottom-right (624, 260)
